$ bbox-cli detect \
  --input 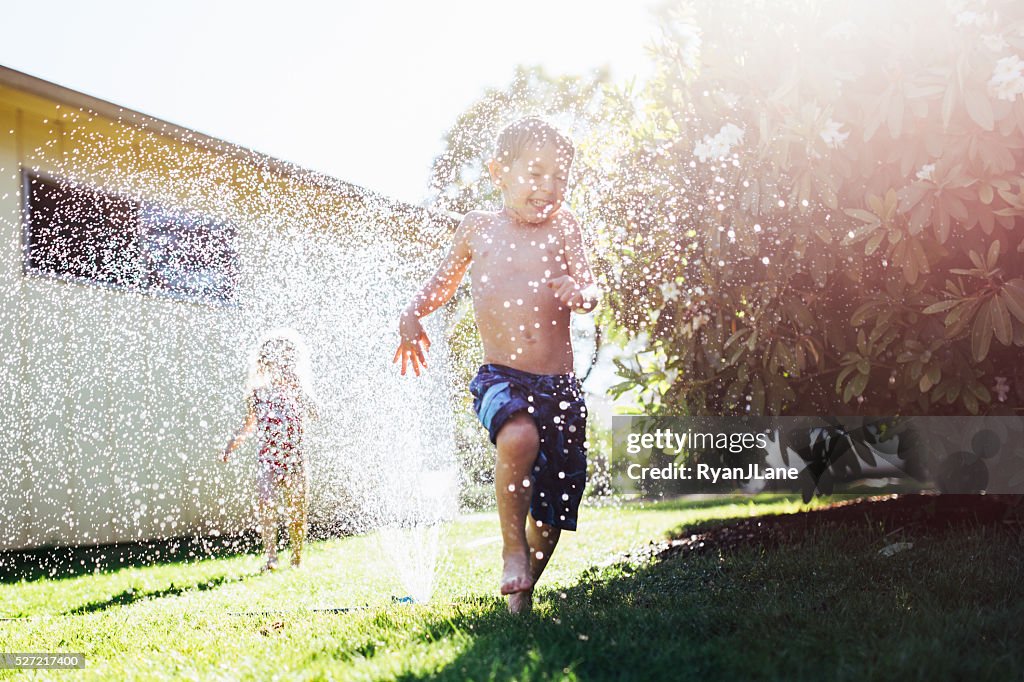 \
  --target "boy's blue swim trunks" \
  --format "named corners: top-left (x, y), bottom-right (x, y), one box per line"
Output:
top-left (469, 363), bottom-right (587, 531)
